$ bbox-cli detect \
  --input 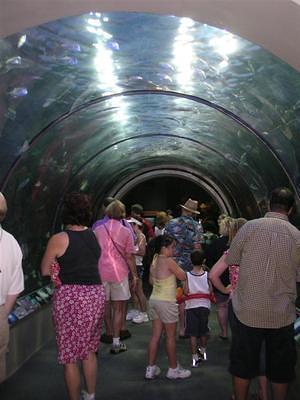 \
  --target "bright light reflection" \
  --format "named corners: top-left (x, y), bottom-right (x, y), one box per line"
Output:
top-left (109, 97), bottom-right (128, 124)
top-left (86, 15), bottom-right (112, 38)
top-left (89, 12), bottom-right (101, 17)
top-left (218, 59), bottom-right (229, 69)
top-left (17, 35), bottom-right (27, 48)
top-left (88, 16), bottom-right (128, 125)
top-left (87, 26), bottom-right (98, 35)
top-left (173, 18), bottom-right (196, 86)
top-left (93, 42), bottom-right (119, 91)
top-left (87, 26), bottom-right (112, 39)
top-left (209, 33), bottom-right (238, 57)
top-left (87, 18), bottom-right (102, 27)
top-left (180, 17), bottom-right (195, 28)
